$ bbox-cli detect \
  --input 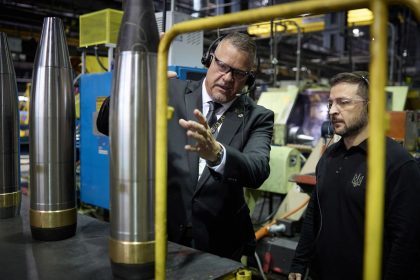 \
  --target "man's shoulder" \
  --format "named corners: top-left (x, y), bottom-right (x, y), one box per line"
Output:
top-left (167, 79), bottom-right (202, 104)
top-left (324, 139), bottom-right (343, 154)
top-left (386, 137), bottom-right (416, 167)
top-left (244, 96), bottom-right (274, 117)
top-left (317, 140), bottom-right (343, 163)
top-left (168, 78), bottom-right (202, 91)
